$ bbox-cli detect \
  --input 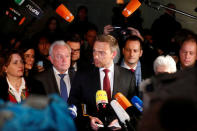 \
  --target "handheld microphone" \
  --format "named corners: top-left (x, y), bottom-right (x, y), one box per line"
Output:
top-left (56, 4), bottom-right (74, 23)
top-left (15, 0), bottom-right (43, 18)
top-left (122, 0), bottom-right (142, 17)
top-left (110, 100), bottom-right (130, 125)
top-left (110, 100), bottom-right (135, 131)
top-left (96, 90), bottom-right (114, 128)
top-left (5, 7), bottom-right (26, 25)
top-left (68, 104), bottom-right (77, 119)
top-left (131, 96), bottom-right (143, 112)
